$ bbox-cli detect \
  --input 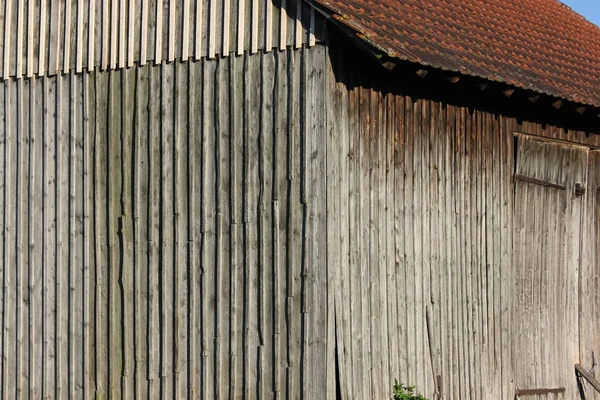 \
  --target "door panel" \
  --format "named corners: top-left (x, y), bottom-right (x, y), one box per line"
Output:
top-left (513, 135), bottom-right (588, 398)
